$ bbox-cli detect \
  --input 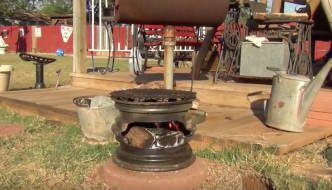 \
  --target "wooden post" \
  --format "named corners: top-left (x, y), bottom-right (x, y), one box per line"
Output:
top-left (307, 0), bottom-right (320, 18)
top-left (31, 26), bottom-right (37, 53)
top-left (191, 27), bottom-right (217, 80)
top-left (271, 0), bottom-right (283, 13)
top-left (73, 0), bottom-right (87, 73)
